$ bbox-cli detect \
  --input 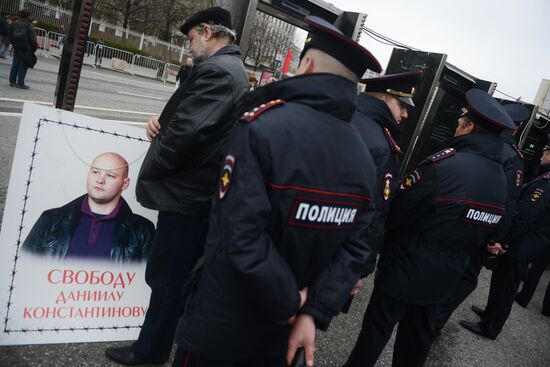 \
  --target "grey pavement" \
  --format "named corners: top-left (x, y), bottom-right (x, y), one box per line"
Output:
top-left (0, 54), bottom-right (549, 367)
